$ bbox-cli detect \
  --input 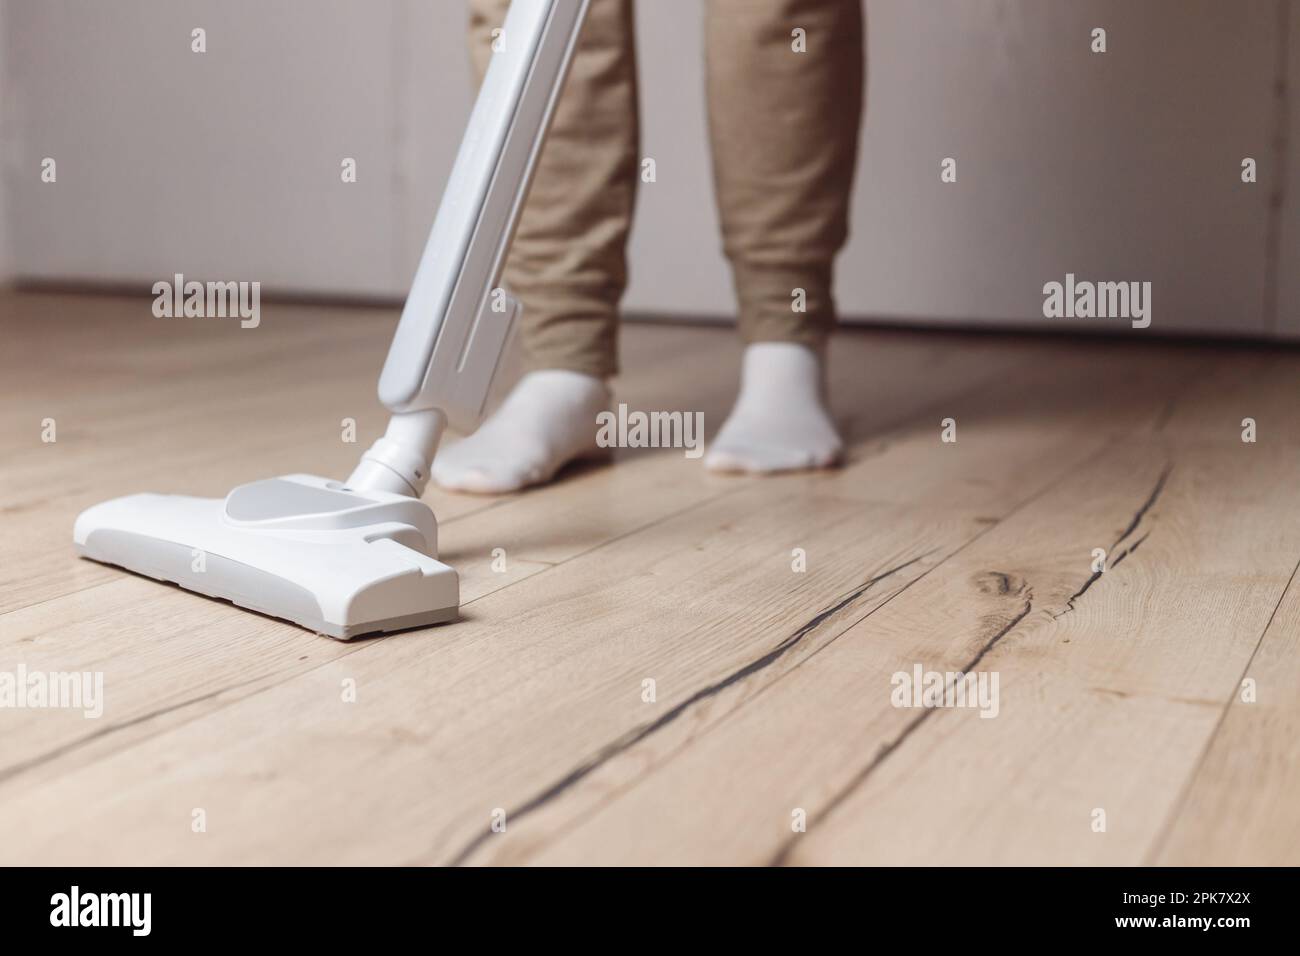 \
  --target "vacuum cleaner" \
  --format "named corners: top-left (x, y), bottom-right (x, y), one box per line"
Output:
top-left (73, 0), bottom-right (590, 639)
